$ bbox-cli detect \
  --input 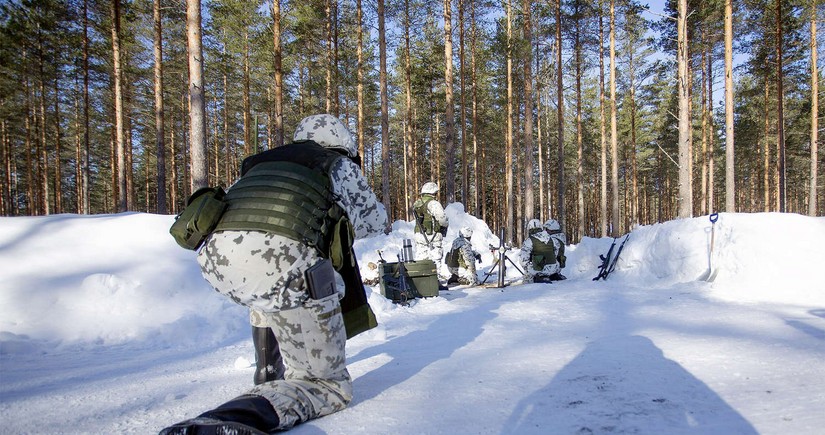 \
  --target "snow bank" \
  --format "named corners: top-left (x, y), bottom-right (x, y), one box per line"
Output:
top-left (1, 209), bottom-right (822, 356)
